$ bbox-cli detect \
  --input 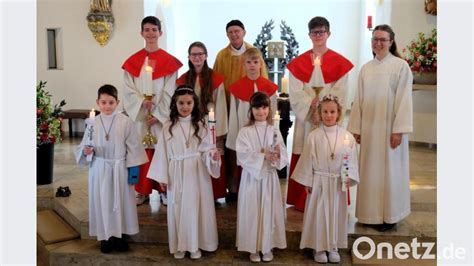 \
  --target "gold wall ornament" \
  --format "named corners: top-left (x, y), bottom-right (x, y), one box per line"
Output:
top-left (87, 0), bottom-right (114, 46)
